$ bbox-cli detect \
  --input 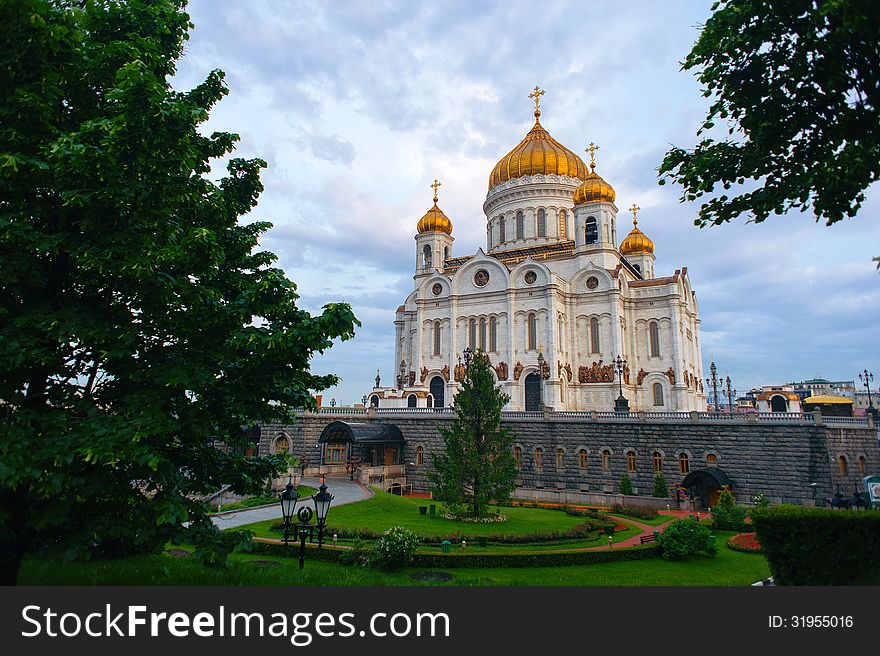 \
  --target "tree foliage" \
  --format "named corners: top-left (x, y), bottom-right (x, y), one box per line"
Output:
top-left (652, 473), bottom-right (669, 499)
top-left (659, 0), bottom-right (880, 230)
top-left (429, 352), bottom-right (517, 517)
top-left (0, 0), bottom-right (358, 583)
top-left (618, 473), bottom-right (634, 496)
